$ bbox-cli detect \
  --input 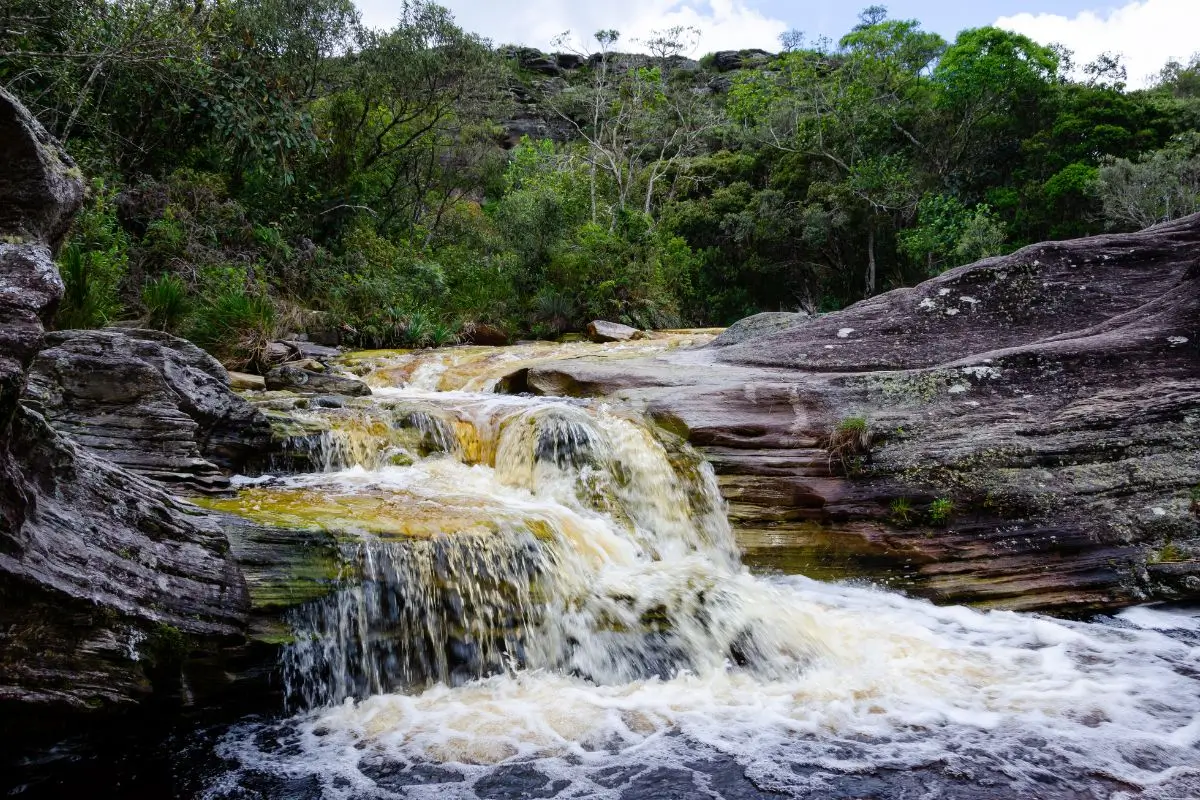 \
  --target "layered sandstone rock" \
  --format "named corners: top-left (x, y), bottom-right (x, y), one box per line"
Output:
top-left (0, 87), bottom-right (249, 722)
top-left (26, 328), bottom-right (272, 493)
